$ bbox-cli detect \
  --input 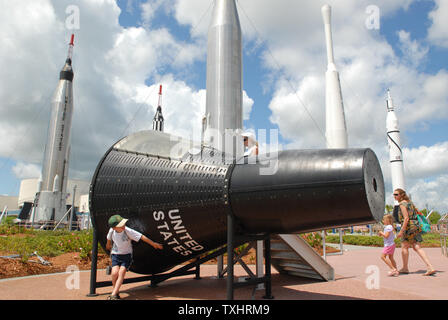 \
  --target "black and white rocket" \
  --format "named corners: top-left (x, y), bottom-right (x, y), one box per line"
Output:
top-left (35, 34), bottom-right (75, 222)
top-left (152, 85), bottom-right (164, 132)
top-left (386, 90), bottom-right (405, 199)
